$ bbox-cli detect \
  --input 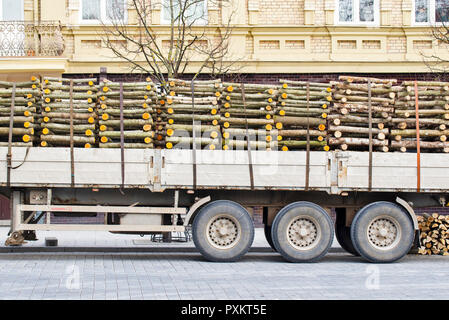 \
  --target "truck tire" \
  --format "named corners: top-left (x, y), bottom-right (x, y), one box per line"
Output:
top-left (264, 225), bottom-right (277, 251)
top-left (350, 201), bottom-right (415, 263)
top-left (192, 200), bottom-right (254, 262)
top-left (271, 202), bottom-right (334, 263)
top-left (335, 208), bottom-right (359, 256)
